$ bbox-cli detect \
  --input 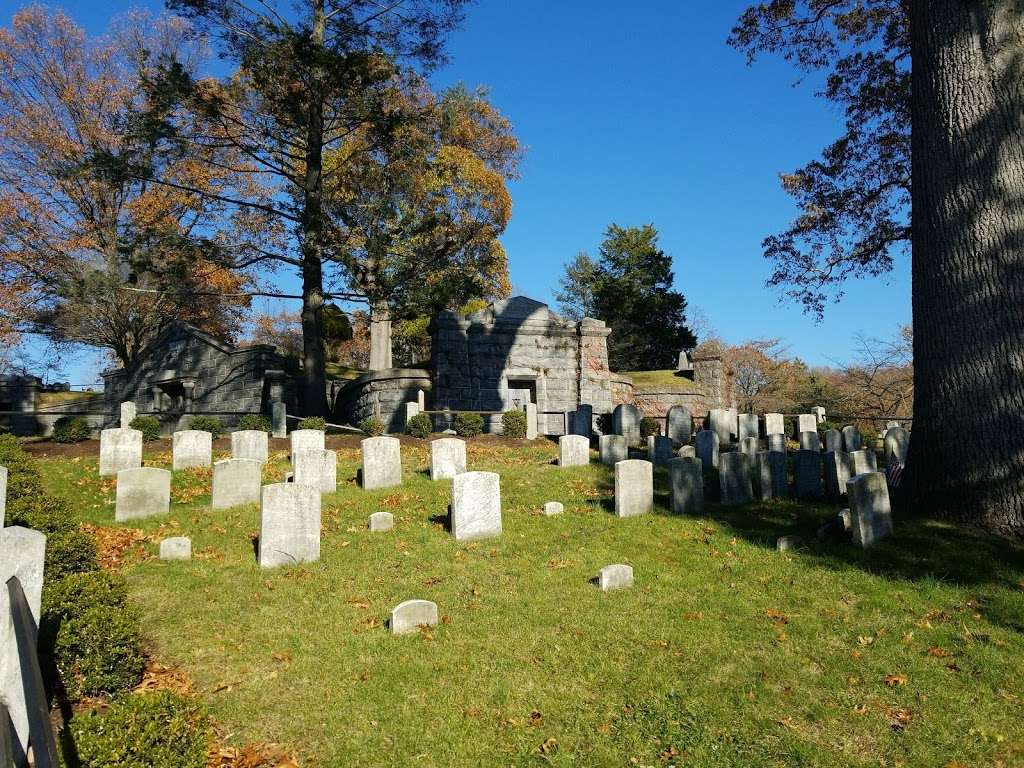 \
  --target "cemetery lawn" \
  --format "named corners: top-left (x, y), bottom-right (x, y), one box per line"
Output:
top-left (37, 439), bottom-right (1024, 768)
